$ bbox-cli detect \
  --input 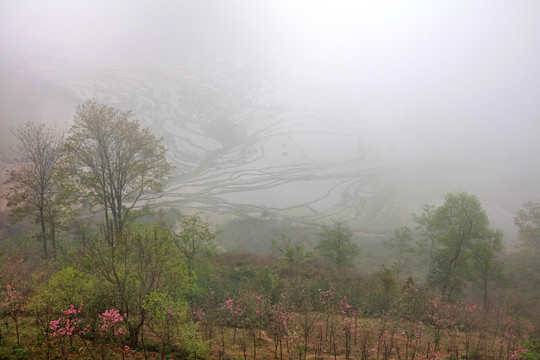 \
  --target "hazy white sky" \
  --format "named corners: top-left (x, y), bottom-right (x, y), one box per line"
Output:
top-left (1, 0), bottom-right (540, 169)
